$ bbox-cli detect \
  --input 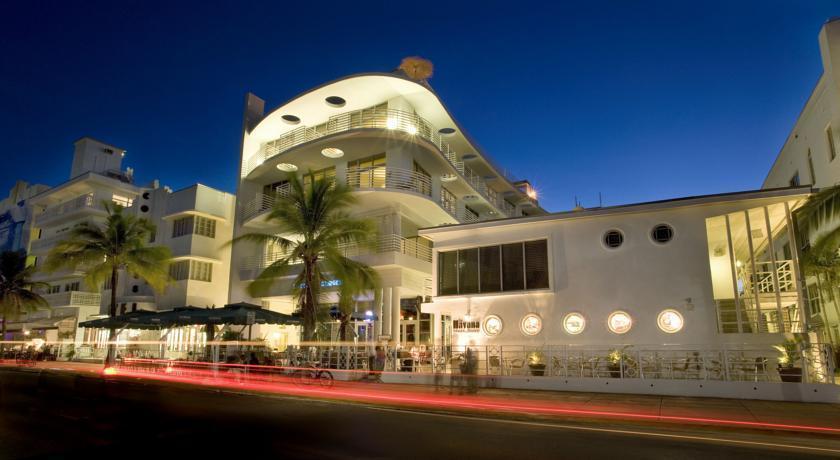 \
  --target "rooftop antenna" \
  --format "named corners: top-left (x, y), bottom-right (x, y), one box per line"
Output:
top-left (599, 192), bottom-right (603, 208)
